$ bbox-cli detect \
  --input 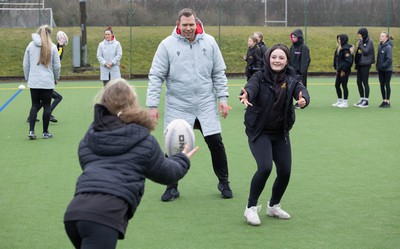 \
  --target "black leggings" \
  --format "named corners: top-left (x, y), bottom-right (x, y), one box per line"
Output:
top-left (356, 65), bottom-right (371, 98)
top-left (168, 119), bottom-right (229, 188)
top-left (64, 221), bottom-right (119, 249)
top-left (37, 90), bottom-right (63, 113)
top-left (335, 73), bottom-right (349, 99)
top-left (247, 133), bottom-right (291, 207)
top-left (378, 70), bottom-right (392, 100)
top-left (29, 88), bottom-right (53, 133)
